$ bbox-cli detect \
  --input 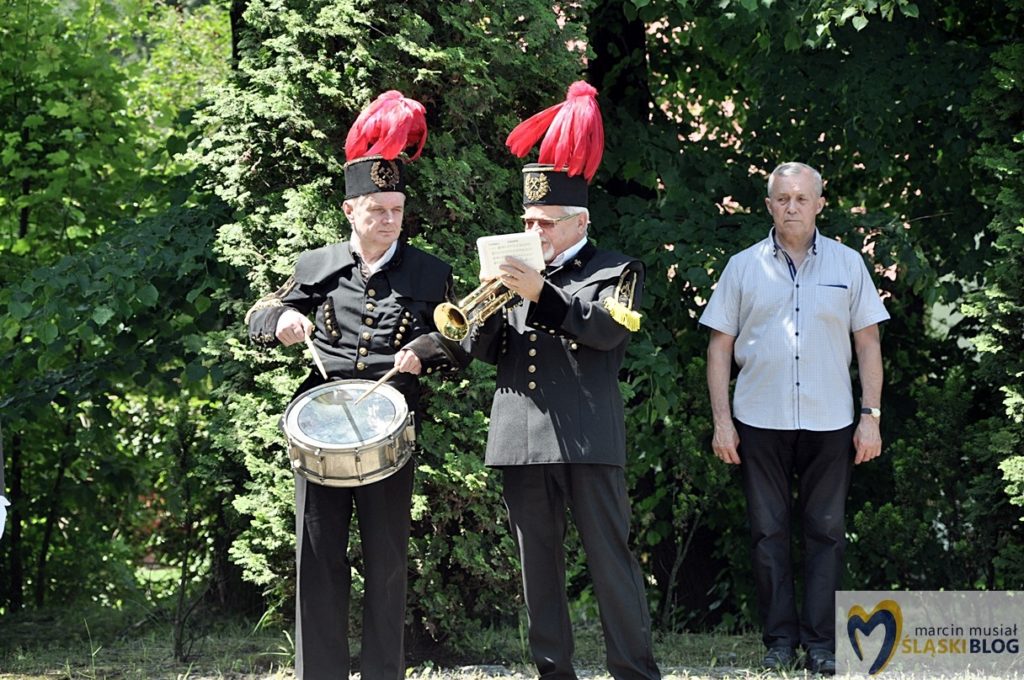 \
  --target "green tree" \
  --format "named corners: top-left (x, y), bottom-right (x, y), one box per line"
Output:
top-left (0, 0), bottom-right (236, 615)
top-left (961, 26), bottom-right (1024, 541)
top-left (587, 0), bottom-right (1022, 628)
top-left (194, 0), bottom-right (590, 649)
